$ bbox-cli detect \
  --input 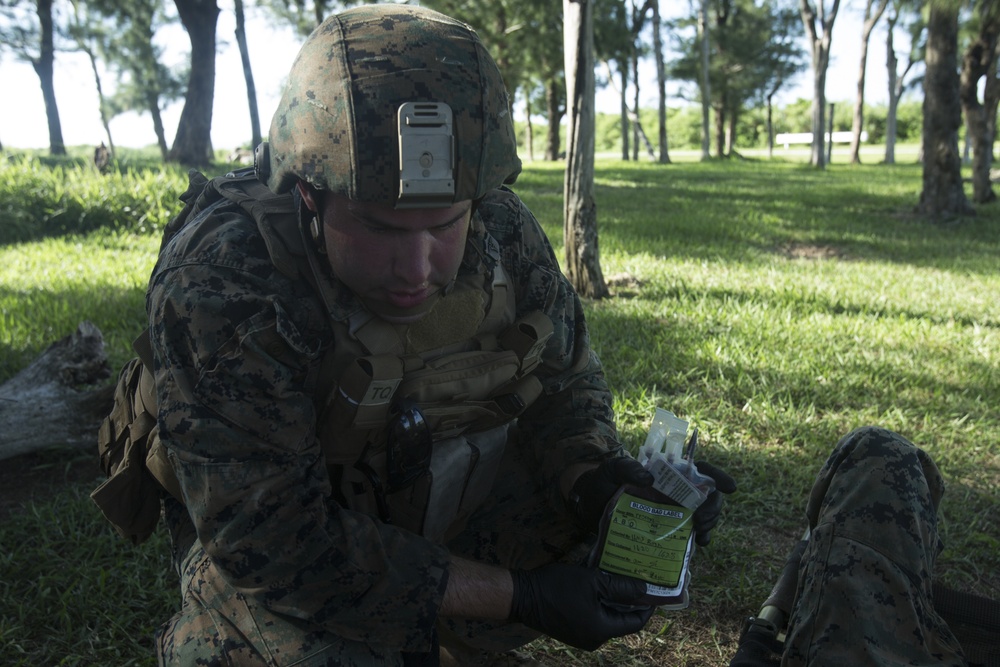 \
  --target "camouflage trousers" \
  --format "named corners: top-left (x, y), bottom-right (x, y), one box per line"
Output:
top-left (781, 426), bottom-right (967, 667)
top-left (155, 443), bottom-right (593, 666)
